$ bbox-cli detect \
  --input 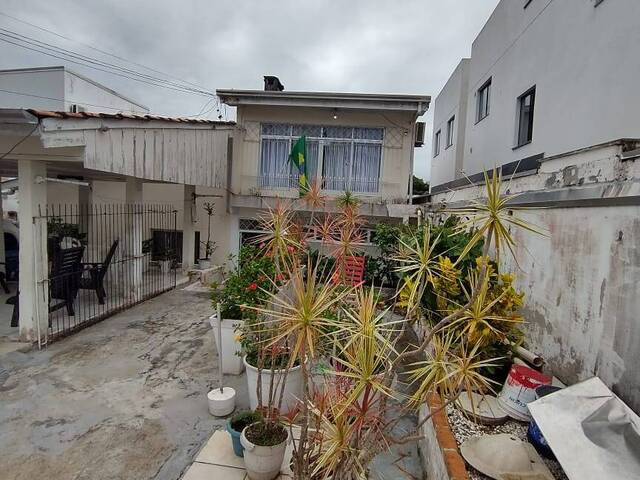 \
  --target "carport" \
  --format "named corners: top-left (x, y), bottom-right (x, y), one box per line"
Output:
top-left (0, 108), bottom-right (233, 345)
